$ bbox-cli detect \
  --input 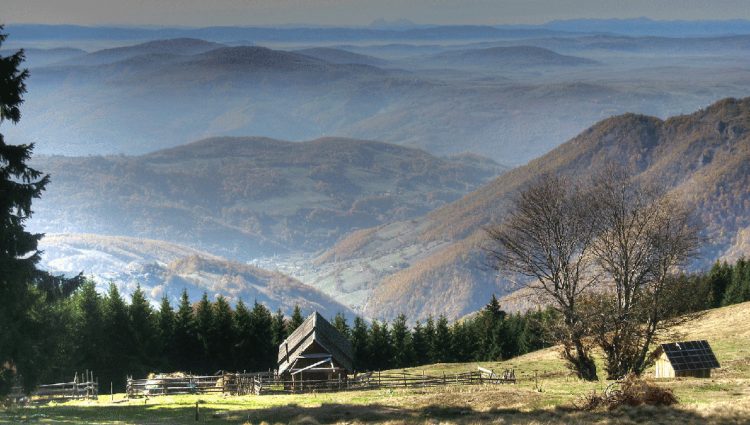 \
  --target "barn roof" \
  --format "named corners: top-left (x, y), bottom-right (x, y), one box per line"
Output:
top-left (277, 312), bottom-right (354, 375)
top-left (659, 340), bottom-right (720, 371)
